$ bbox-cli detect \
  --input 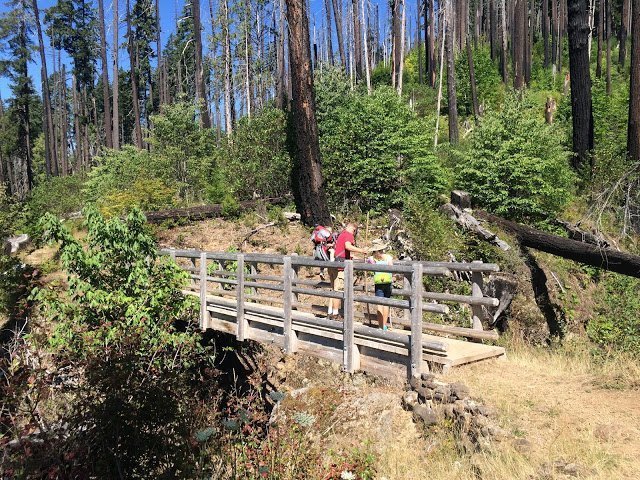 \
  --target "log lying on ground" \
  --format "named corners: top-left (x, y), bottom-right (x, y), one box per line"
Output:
top-left (554, 219), bottom-right (611, 249)
top-left (3, 234), bottom-right (30, 255)
top-left (477, 211), bottom-right (640, 278)
top-left (440, 203), bottom-right (511, 251)
top-left (144, 197), bottom-right (290, 223)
